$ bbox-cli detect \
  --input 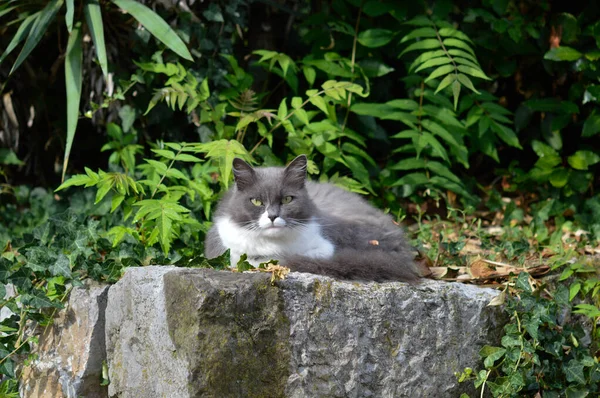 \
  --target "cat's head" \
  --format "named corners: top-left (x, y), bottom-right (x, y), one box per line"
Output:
top-left (227, 155), bottom-right (315, 236)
